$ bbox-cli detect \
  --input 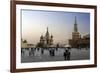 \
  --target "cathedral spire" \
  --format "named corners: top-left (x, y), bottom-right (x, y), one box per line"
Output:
top-left (74, 16), bottom-right (78, 32)
top-left (46, 27), bottom-right (49, 37)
